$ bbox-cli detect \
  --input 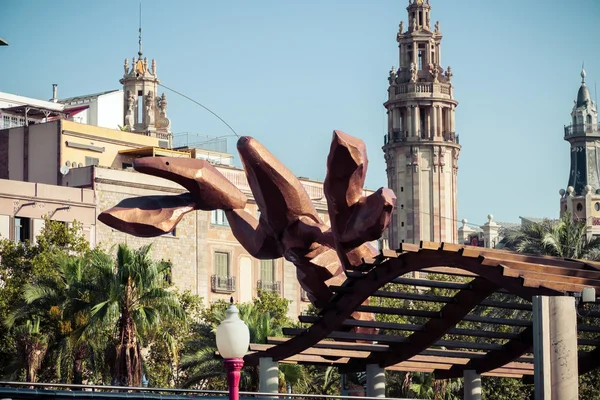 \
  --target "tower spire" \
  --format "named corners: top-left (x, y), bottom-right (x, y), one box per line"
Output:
top-left (138, 3), bottom-right (143, 59)
top-left (581, 61), bottom-right (586, 84)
